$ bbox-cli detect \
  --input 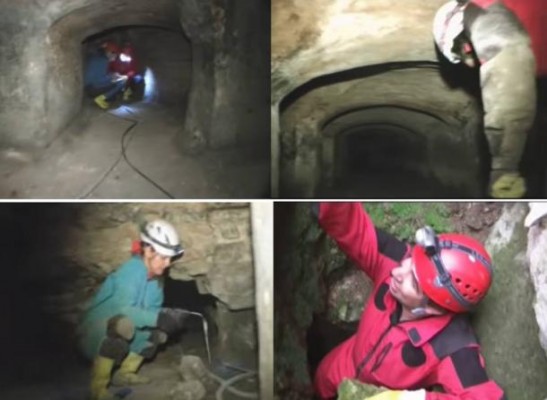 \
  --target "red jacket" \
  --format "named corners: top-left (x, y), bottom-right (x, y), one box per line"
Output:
top-left (314, 203), bottom-right (505, 399)
top-left (109, 45), bottom-right (139, 78)
top-left (472, 0), bottom-right (547, 75)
